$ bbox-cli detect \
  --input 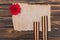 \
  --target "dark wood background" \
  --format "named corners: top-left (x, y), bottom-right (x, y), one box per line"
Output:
top-left (0, 0), bottom-right (60, 40)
